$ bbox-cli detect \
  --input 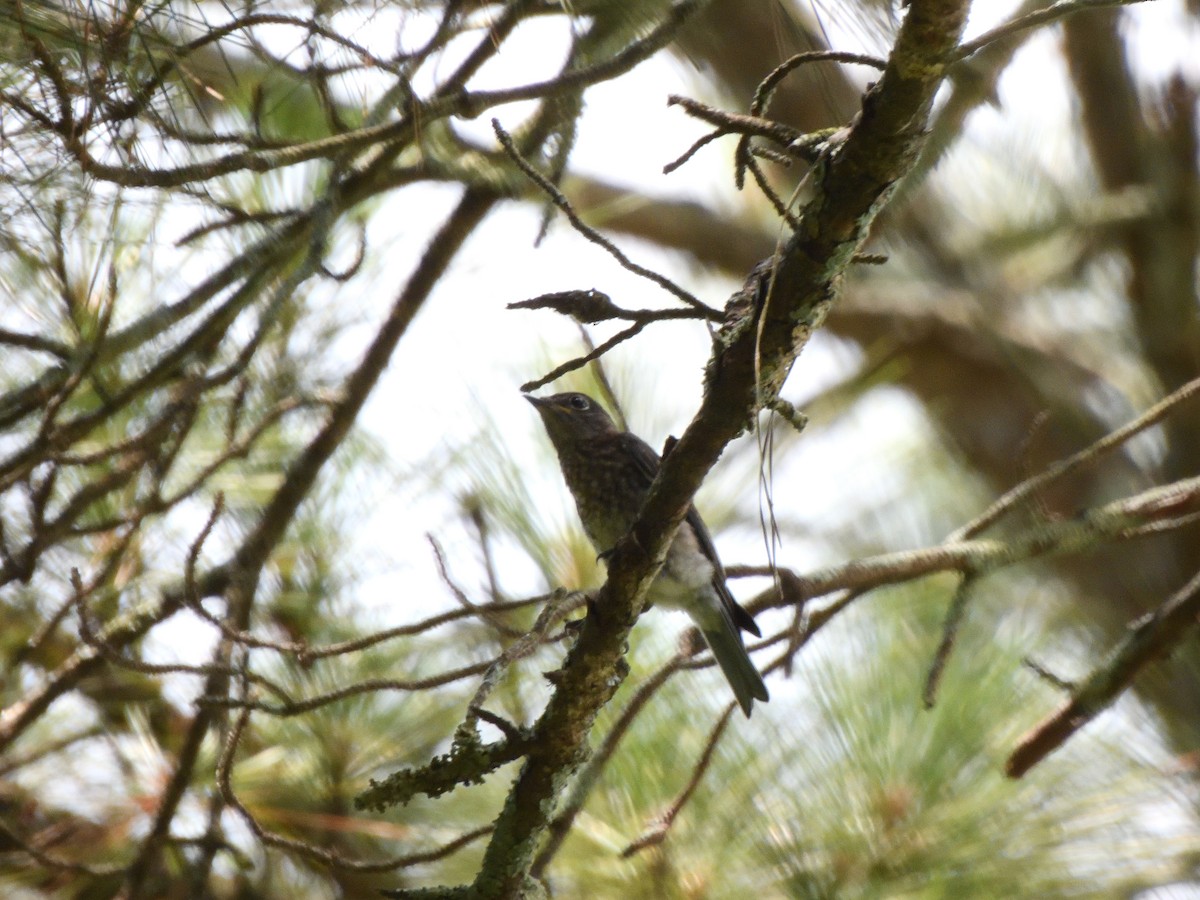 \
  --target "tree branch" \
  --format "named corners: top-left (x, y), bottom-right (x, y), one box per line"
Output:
top-left (952, 0), bottom-right (1153, 62)
top-left (1007, 565), bottom-right (1200, 777)
top-left (462, 0), bottom-right (971, 894)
